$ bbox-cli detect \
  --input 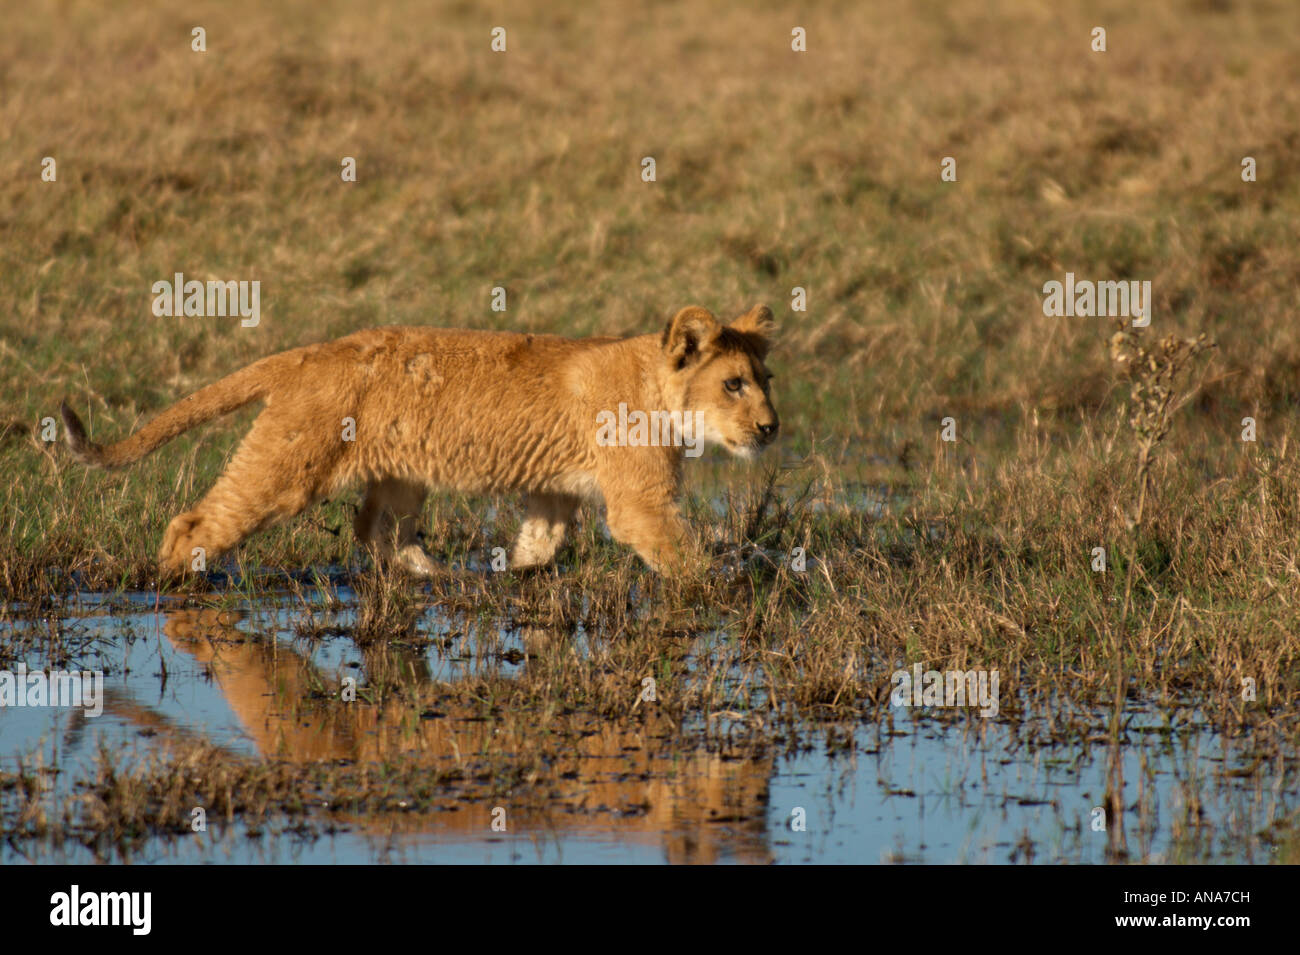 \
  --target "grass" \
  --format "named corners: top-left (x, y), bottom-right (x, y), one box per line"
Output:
top-left (2, 0), bottom-right (1299, 861)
